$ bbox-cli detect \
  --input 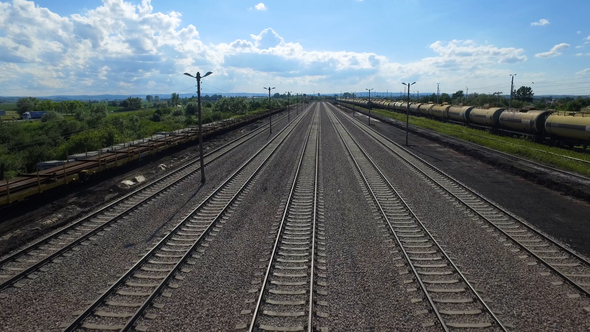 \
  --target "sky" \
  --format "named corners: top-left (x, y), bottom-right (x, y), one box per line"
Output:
top-left (1, 0), bottom-right (589, 98)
